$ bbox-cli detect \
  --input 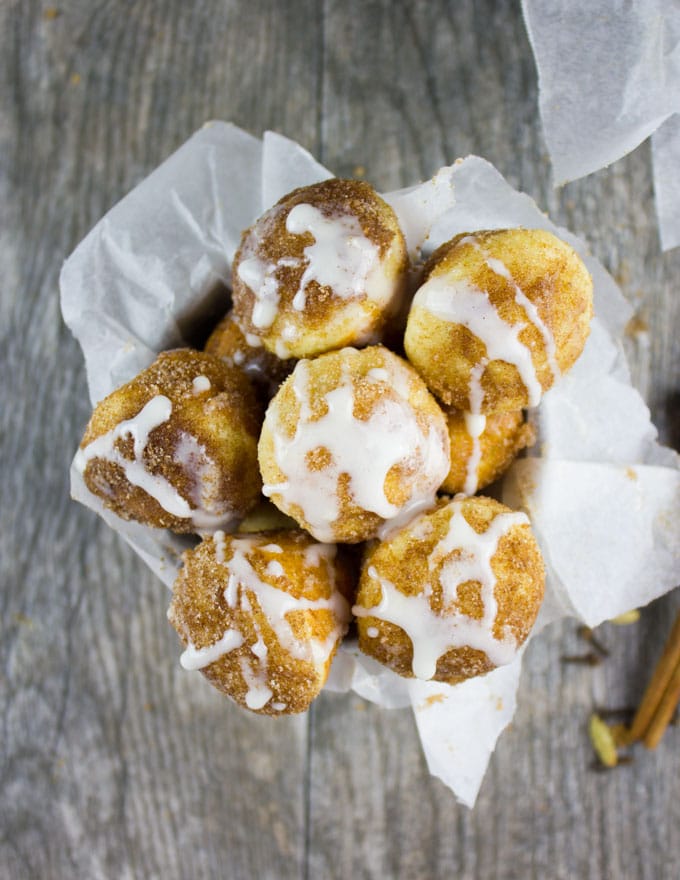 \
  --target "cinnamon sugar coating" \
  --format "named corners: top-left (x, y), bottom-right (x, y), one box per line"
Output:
top-left (232, 178), bottom-right (408, 359)
top-left (404, 228), bottom-right (593, 413)
top-left (441, 408), bottom-right (535, 495)
top-left (168, 530), bottom-right (354, 714)
top-left (77, 349), bottom-right (262, 533)
top-left (258, 345), bottom-right (450, 543)
top-left (204, 309), bottom-right (294, 397)
top-left (354, 496), bottom-right (545, 684)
